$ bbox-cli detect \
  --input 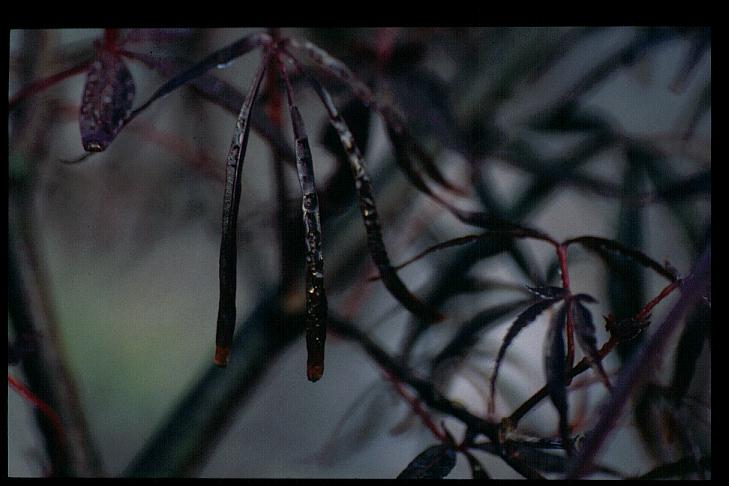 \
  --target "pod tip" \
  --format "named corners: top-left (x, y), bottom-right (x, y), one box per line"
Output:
top-left (214, 345), bottom-right (230, 368)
